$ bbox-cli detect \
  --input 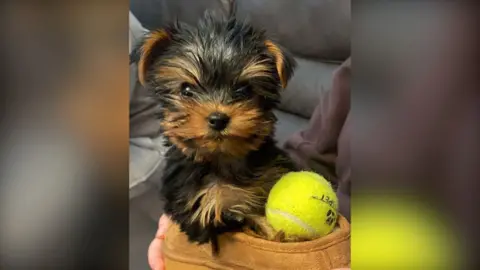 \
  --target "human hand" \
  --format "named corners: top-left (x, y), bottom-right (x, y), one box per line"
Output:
top-left (148, 215), bottom-right (172, 270)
